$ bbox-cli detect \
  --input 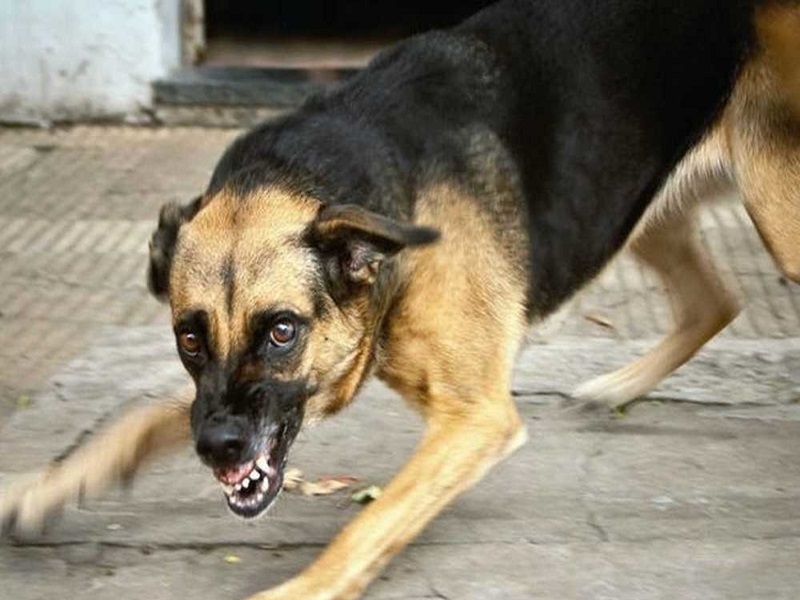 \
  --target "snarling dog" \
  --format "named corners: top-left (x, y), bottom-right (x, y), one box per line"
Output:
top-left (3, 1), bottom-right (800, 598)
